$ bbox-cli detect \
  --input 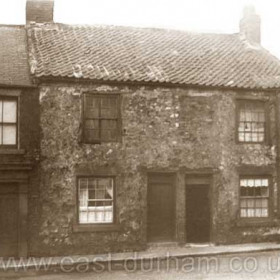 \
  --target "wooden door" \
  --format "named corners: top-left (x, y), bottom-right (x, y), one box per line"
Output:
top-left (147, 174), bottom-right (175, 242)
top-left (186, 184), bottom-right (210, 243)
top-left (0, 184), bottom-right (19, 258)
